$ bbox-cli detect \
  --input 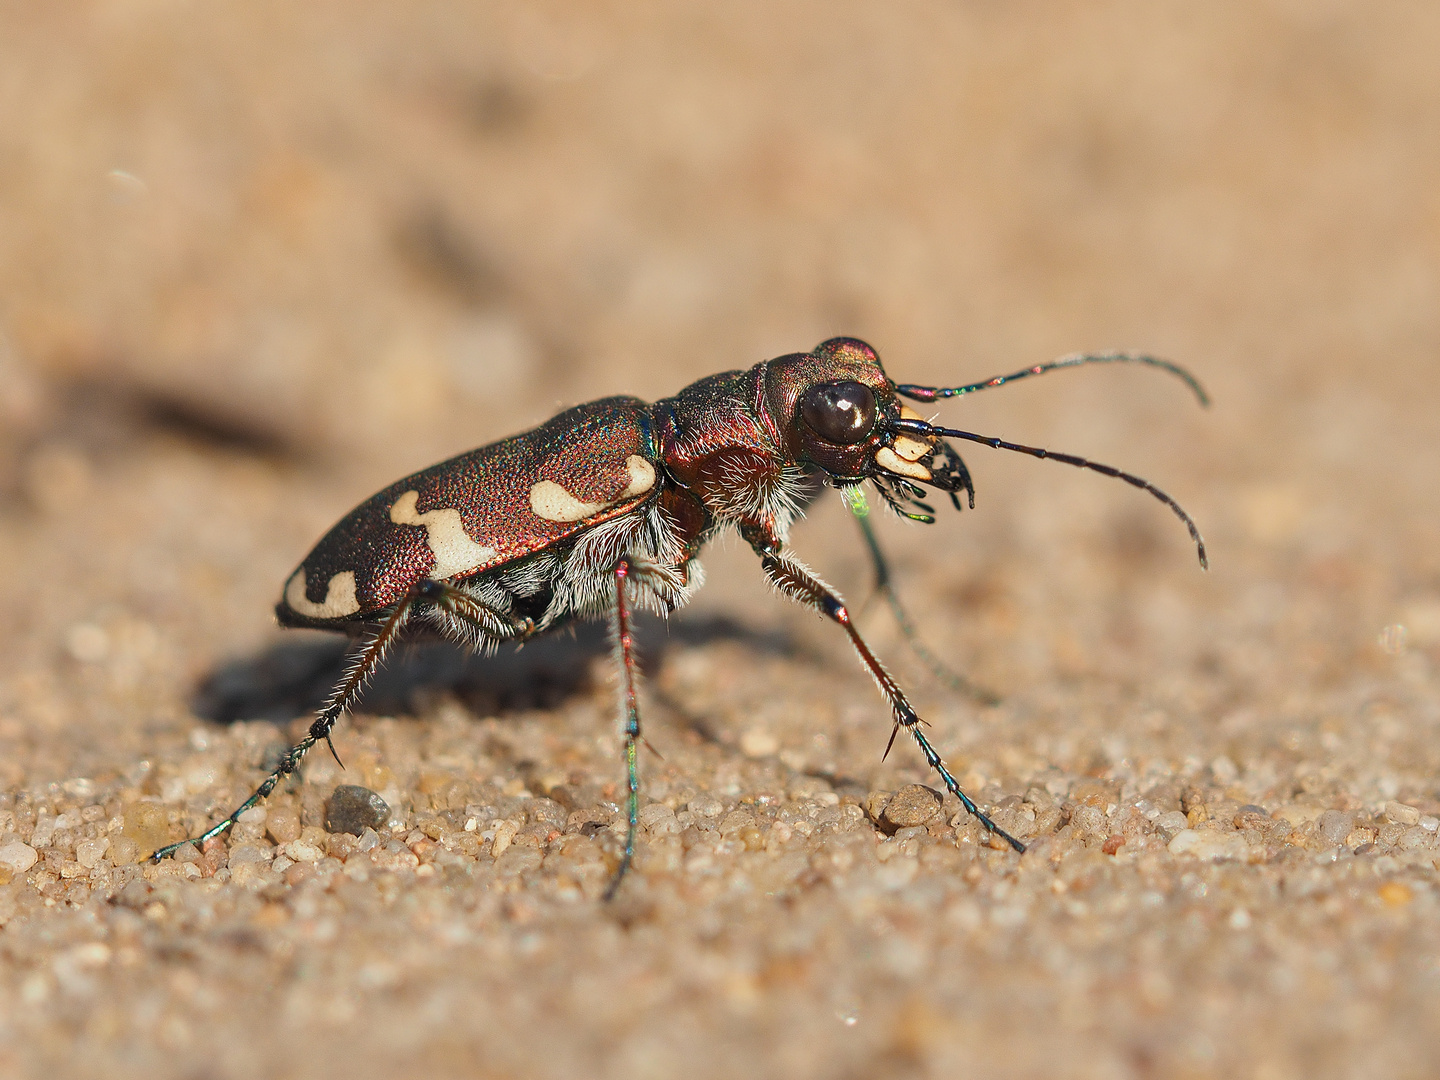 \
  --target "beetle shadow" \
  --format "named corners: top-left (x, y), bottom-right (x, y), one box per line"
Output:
top-left (191, 613), bottom-right (806, 726)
